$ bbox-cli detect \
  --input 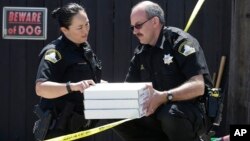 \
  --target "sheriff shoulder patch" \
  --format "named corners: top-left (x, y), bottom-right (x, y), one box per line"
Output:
top-left (44, 49), bottom-right (62, 63)
top-left (178, 41), bottom-right (196, 56)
